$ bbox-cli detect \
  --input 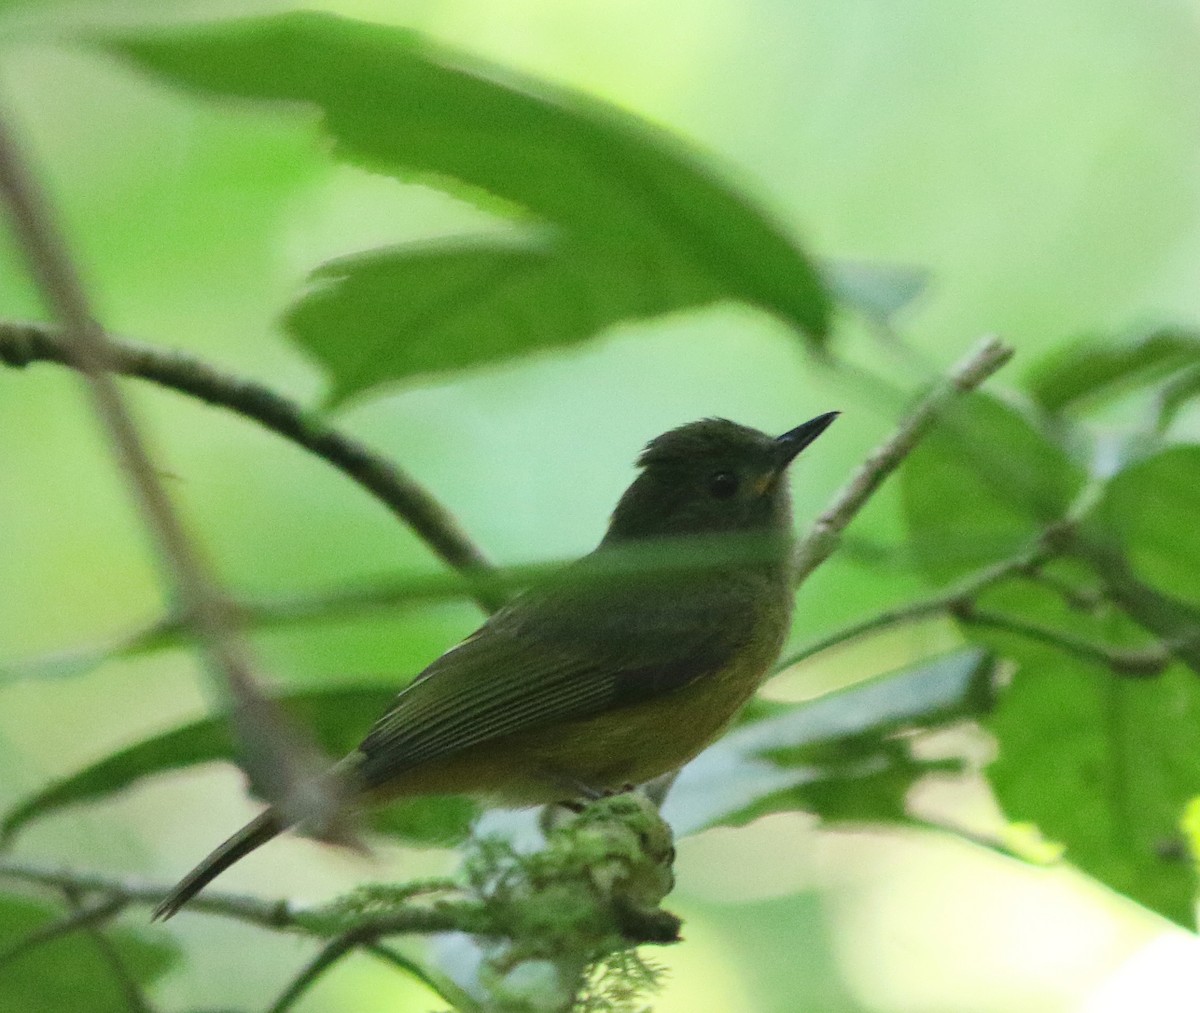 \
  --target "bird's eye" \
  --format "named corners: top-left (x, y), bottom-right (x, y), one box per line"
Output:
top-left (708, 471), bottom-right (739, 499)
